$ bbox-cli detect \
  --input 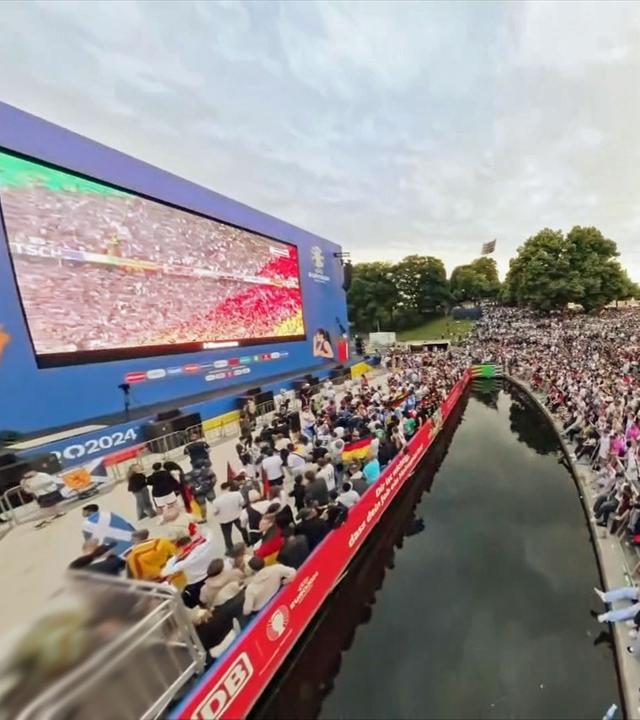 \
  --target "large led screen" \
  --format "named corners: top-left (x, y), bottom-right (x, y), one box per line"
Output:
top-left (0, 151), bottom-right (306, 367)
